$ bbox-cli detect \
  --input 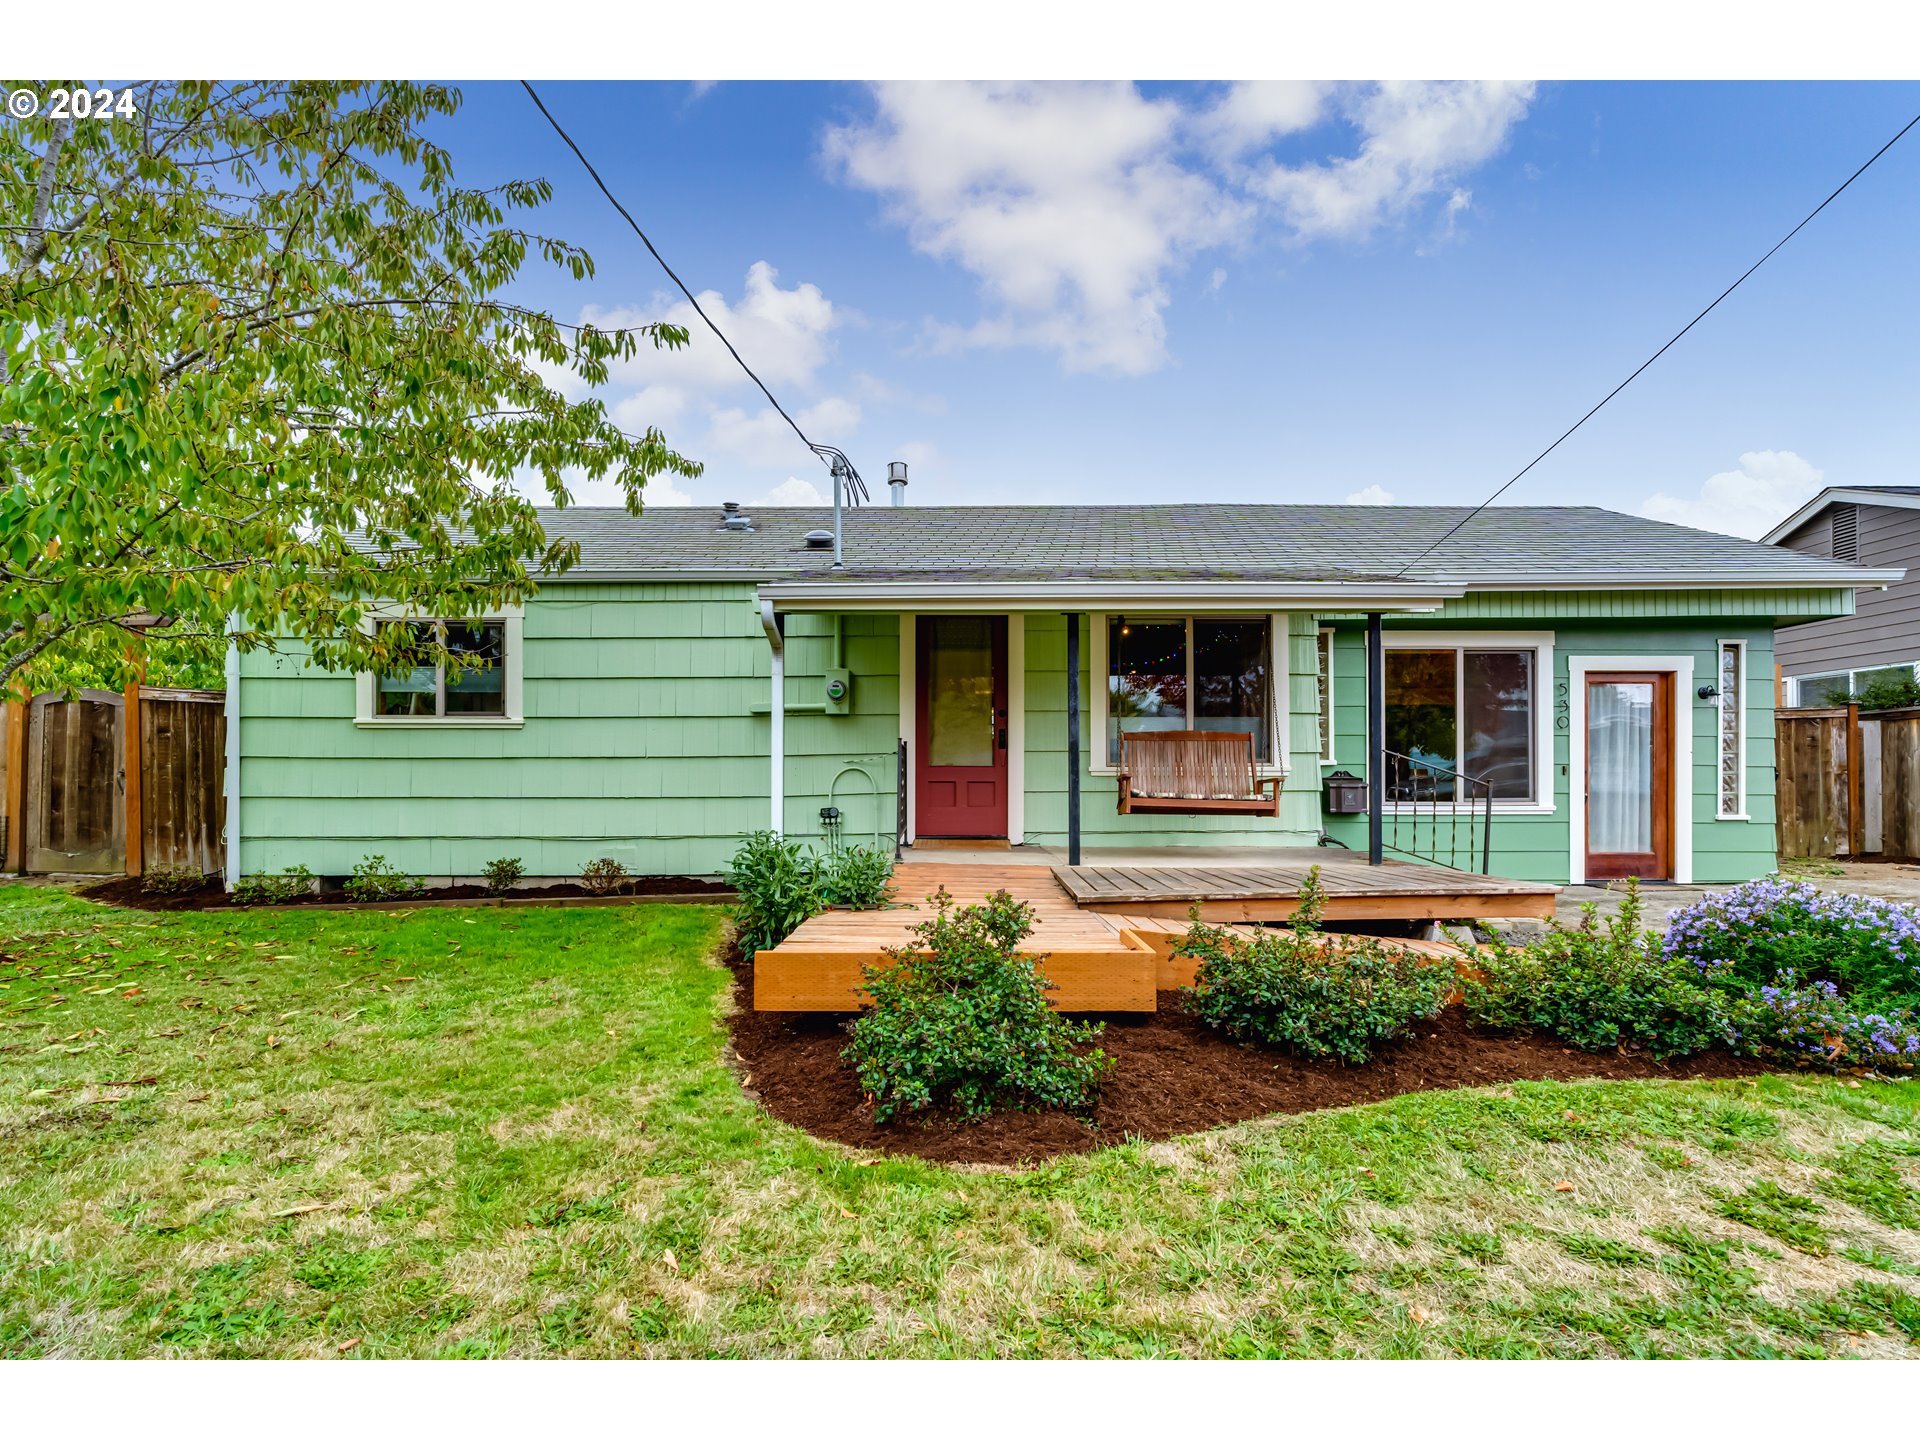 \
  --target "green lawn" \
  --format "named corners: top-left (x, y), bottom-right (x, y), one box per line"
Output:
top-left (2, 883), bottom-right (1918, 1359)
